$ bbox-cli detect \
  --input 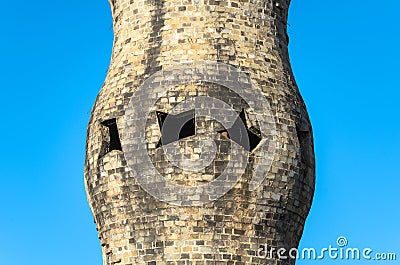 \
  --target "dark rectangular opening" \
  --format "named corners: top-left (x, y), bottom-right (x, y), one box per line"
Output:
top-left (100, 118), bottom-right (122, 156)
